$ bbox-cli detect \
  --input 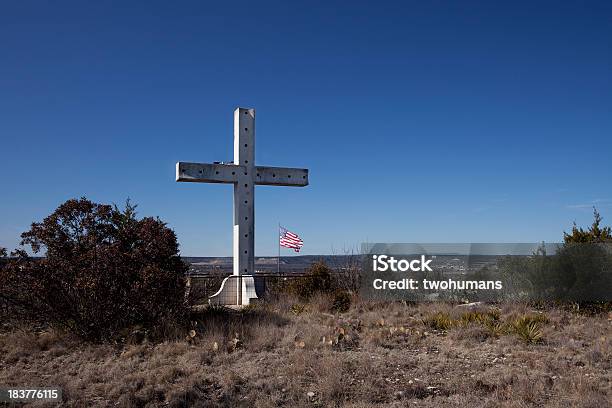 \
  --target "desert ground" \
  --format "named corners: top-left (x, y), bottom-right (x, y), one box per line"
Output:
top-left (1, 296), bottom-right (610, 408)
